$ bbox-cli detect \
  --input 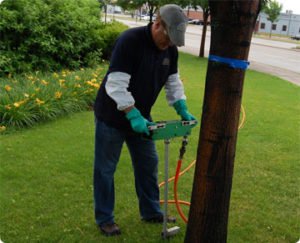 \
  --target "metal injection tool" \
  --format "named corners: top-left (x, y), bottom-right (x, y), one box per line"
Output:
top-left (147, 120), bottom-right (197, 239)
